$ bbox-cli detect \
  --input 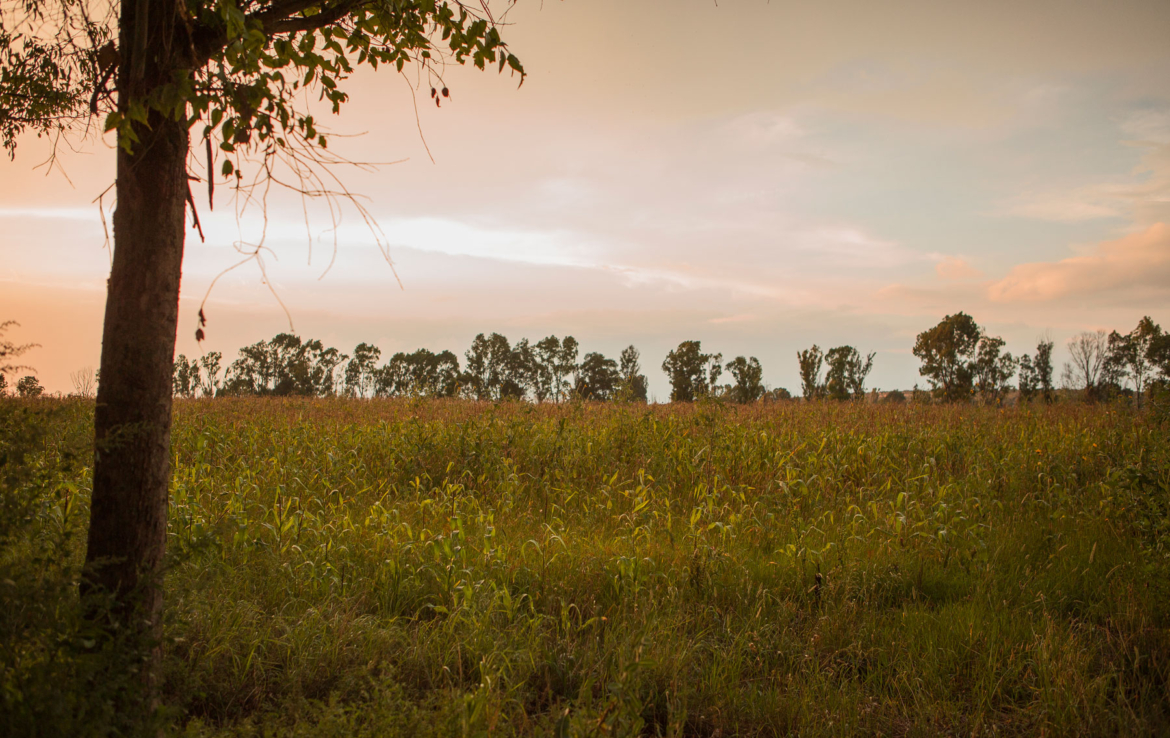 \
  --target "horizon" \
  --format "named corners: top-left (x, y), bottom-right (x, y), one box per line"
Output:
top-left (3, 0), bottom-right (1169, 397)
